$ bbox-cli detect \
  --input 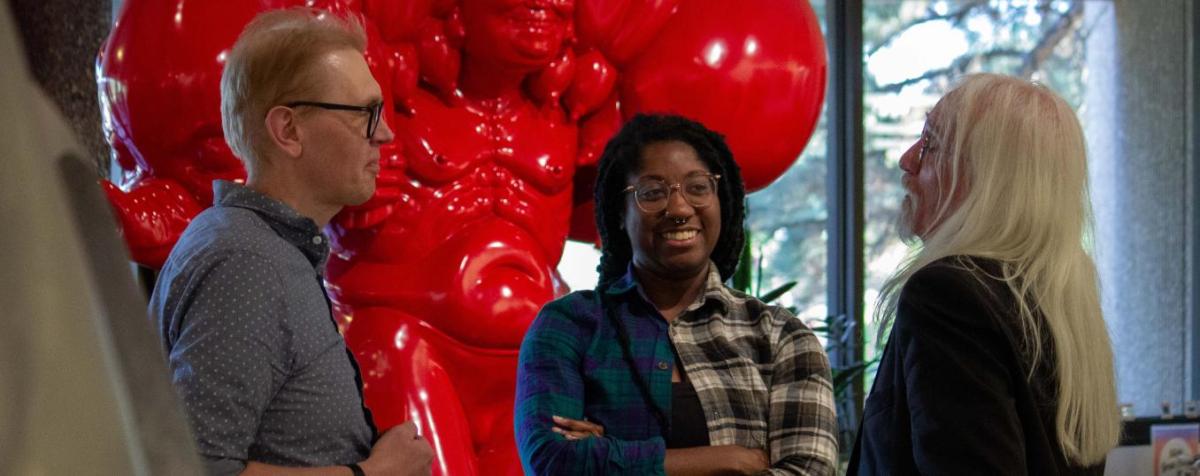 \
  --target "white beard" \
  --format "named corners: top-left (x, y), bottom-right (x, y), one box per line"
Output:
top-left (898, 195), bottom-right (919, 242)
